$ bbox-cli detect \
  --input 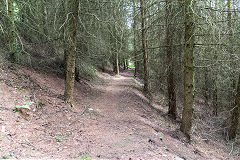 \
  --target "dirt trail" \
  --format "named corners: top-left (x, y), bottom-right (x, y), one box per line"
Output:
top-left (74, 70), bottom-right (211, 160)
top-left (0, 67), bottom-right (228, 159)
